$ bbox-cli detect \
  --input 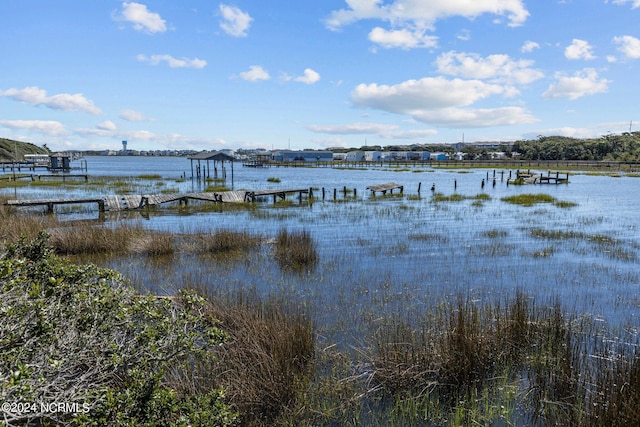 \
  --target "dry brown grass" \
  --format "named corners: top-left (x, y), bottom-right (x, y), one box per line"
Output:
top-left (172, 288), bottom-right (315, 426)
